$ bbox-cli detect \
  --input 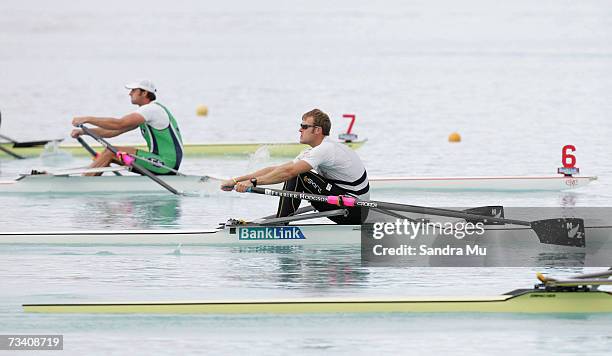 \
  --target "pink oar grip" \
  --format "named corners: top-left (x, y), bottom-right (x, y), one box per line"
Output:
top-left (342, 196), bottom-right (356, 207)
top-left (326, 195), bottom-right (356, 207)
top-left (327, 196), bottom-right (339, 205)
top-left (117, 152), bottom-right (135, 166)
